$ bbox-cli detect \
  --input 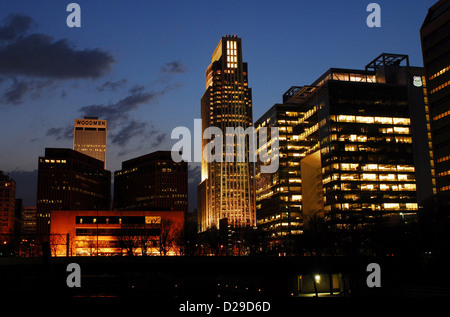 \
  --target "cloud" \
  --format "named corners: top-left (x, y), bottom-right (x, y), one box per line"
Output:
top-left (160, 61), bottom-right (188, 74)
top-left (46, 125), bottom-right (73, 141)
top-left (151, 132), bottom-right (167, 147)
top-left (0, 14), bottom-right (114, 79)
top-left (2, 78), bottom-right (28, 104)
top-left (111, 120), bottom-right (147, 147)
top-left (79, 92), bottom-right (158, 128)
top-left (79, 85), bottom-right (173, 128)
top-left (0, 14), bottom-right (35, 41)
top-left (97, 78), bottom-right (127, 92)
top-left (111, 120), bottom-right (167, 149)
top-left (1, 77), bottom-right (54, 105)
